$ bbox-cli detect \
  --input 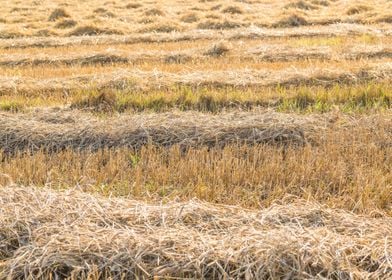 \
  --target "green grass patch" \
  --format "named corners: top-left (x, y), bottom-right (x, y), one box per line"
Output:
top-left (2, 82), bottom-right (392, 114)
top-left (0, 100), bottom-right (25, 112)
top-left (70, 82), bottom-right (392, 113)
